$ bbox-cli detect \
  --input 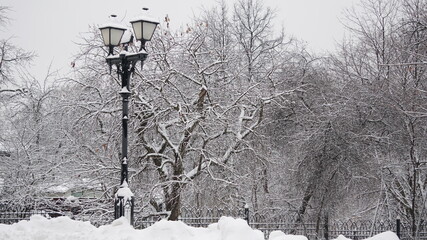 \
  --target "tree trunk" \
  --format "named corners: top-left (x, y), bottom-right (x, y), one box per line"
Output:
top-left (291, 183), bottom-right (315, 234)
top-left (167, 154), bottom-right (184, 221)
top-left (166, 181), bottom-right (182, 221)
top-left (292, 166), bottom-right (323, 234)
